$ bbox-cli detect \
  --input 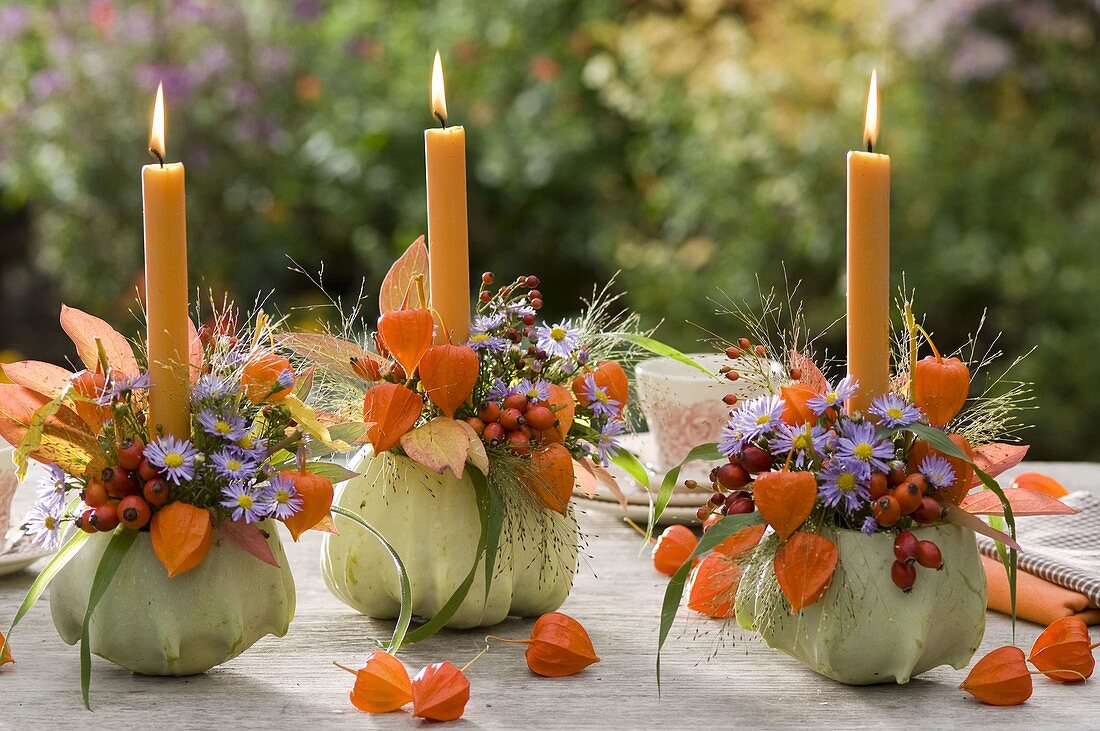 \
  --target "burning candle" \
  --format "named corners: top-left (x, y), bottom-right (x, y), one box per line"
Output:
top-left (142, 83), bottom-right (191, 438)
top-left (425, 51), bottom-right (471, 344)
top-left (846, 70), bottom-right (891, 414)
